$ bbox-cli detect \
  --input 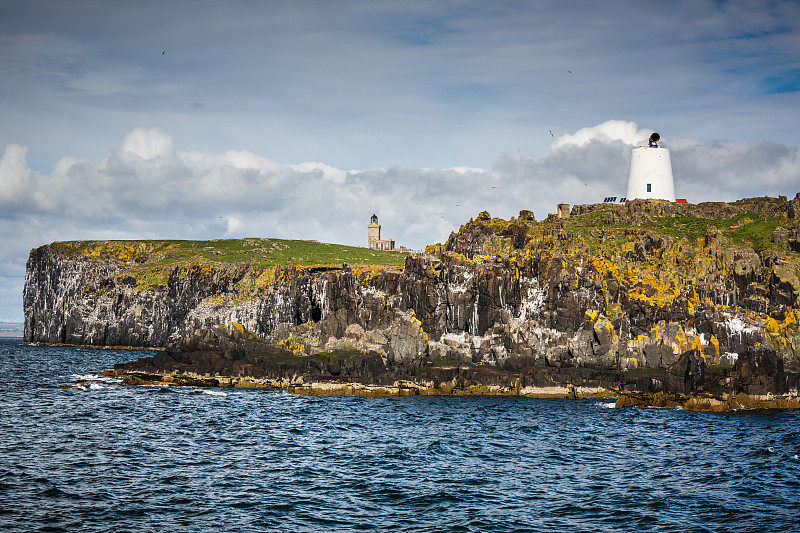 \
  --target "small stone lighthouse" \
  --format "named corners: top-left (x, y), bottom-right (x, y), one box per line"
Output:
top-left (367, 214), bottom-right (395, 250)
top-left (626, 132), bottom-right (676, 202)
